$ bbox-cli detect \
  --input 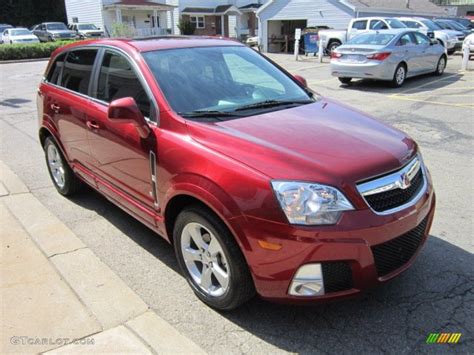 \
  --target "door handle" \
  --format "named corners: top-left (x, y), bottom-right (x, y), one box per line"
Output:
top-left (50, 103), bottom-right (60, 113)
top-left (86, 120), bottom-right (100, 130)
